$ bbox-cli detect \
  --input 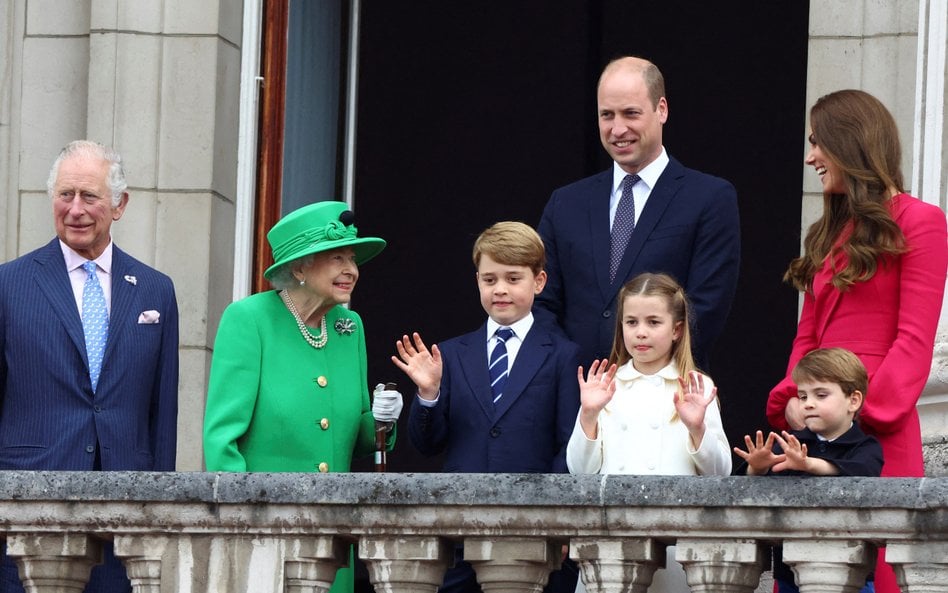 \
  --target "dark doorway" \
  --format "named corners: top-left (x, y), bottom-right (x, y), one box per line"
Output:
top-left (351, 1), bottom-right (809, 472)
